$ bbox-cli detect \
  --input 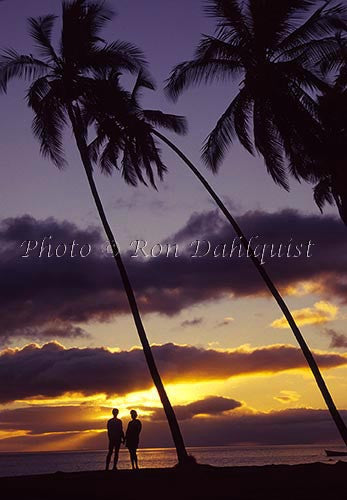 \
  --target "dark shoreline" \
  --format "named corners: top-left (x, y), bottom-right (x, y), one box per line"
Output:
top-left (1, 461), bottom-right (346, 500)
